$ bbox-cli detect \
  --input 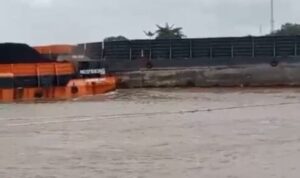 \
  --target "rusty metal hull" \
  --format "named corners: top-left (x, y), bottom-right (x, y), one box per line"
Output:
top-left (116, 61), bottom-right (300, 88)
